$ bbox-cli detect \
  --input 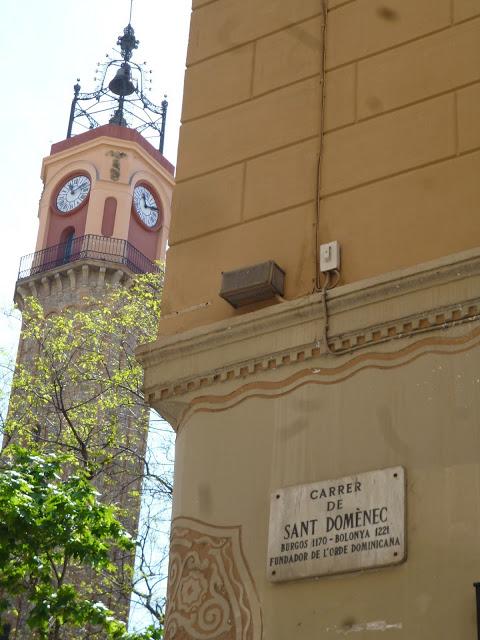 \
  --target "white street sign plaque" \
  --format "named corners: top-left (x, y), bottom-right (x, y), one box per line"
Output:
top-left (267, 466), bottom-right (406, 582)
